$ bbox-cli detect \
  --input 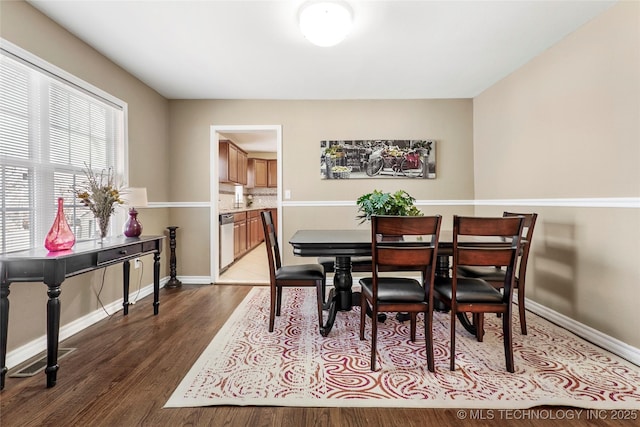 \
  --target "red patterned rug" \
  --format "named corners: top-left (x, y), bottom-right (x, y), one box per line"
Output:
top-left (165, 287), bottom-right (640, 408)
